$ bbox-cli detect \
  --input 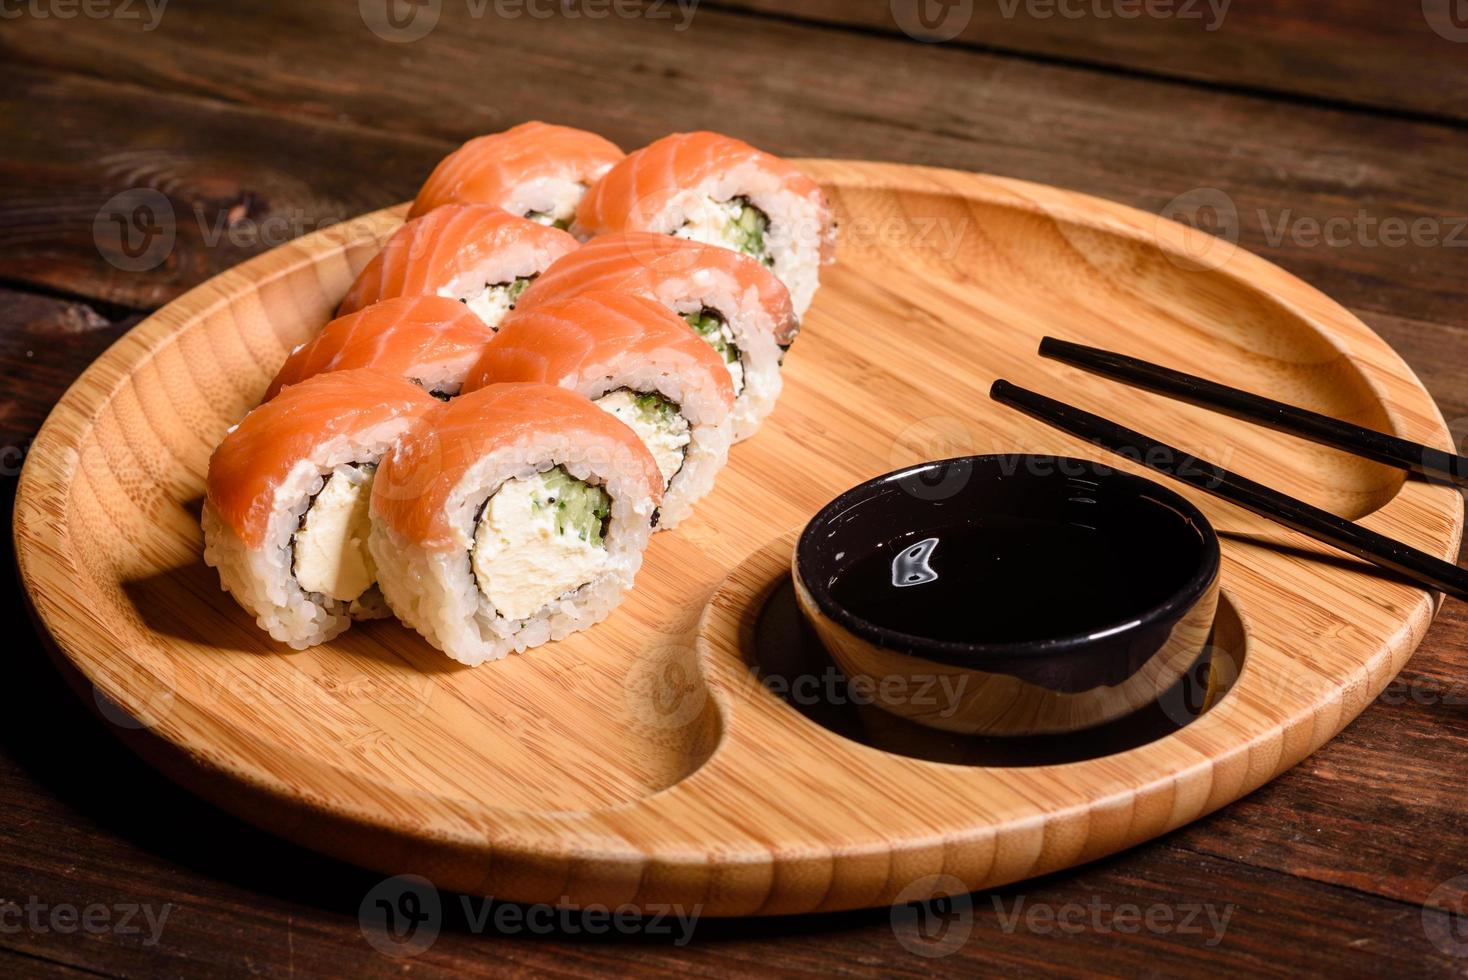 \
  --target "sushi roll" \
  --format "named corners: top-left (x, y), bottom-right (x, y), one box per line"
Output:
top-left (574, 132), bottom-right (836, 317)
top-left (202, 370), bottom-right (437, 649)
top-left (266, 296), bottom-right (497, 401)
top-left (338, 204), bottom-right (578, 330)
top-left (516, 232), bottom-right (798, 442)
top-left (369, 383), bottom-right (662, 665)
top-left (463, 290), bottom-right (736, 529)
top-left (409, 121), bottom-right (624, 227)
